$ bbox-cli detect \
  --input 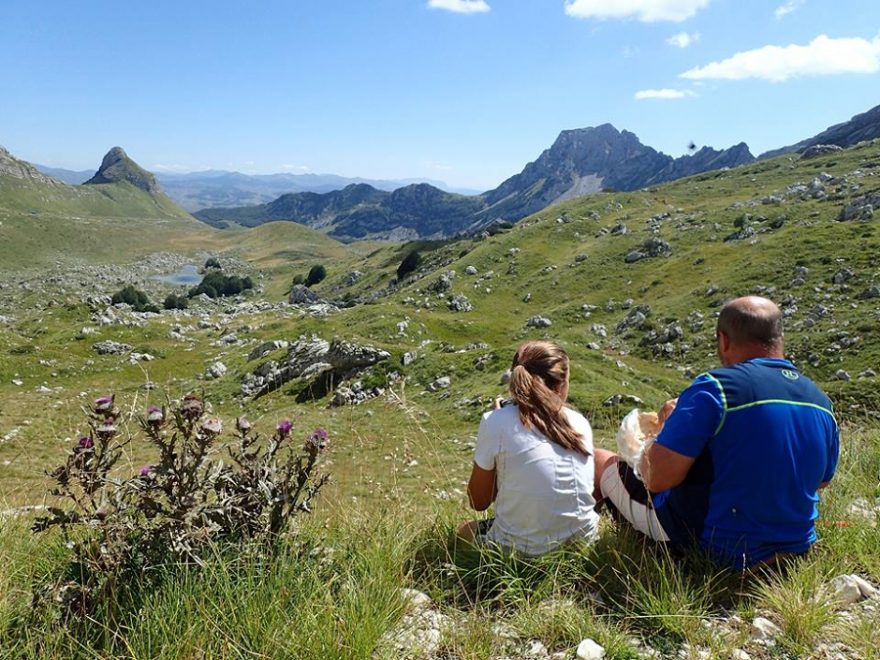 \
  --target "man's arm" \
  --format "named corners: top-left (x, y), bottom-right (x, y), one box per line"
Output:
top-left (467, 463), bottom-right (497, 511)
top-left (639, 374), bottom-right (724, 492)
top-left (640, 443), bottom-right (696, 493)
